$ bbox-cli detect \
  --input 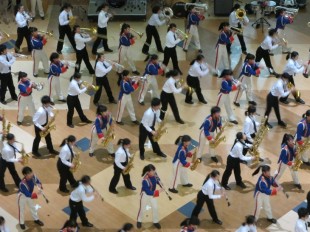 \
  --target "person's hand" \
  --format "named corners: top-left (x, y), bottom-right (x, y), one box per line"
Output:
top-left (276, 186), bottom-right (283, 192)
top-left (71, 164), bottom-right (75, 169)
top-left (41, 127), bottom-right (47, 131)
top-left (18, 158), bottom-right (23, 163)
top-left (151, 130), bottom-right (157, 136)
